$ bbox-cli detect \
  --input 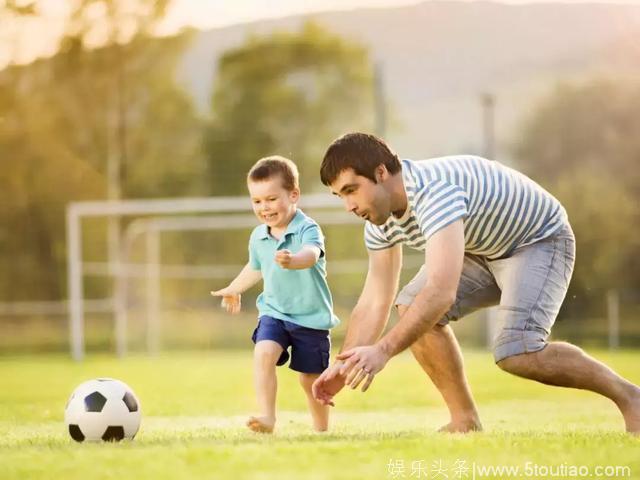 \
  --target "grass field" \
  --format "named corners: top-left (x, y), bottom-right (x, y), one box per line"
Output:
top-left (1, 349), bottom-right (639, 479)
